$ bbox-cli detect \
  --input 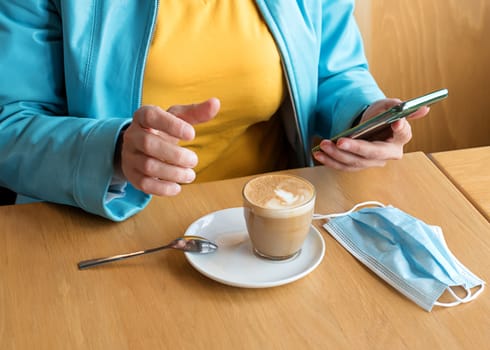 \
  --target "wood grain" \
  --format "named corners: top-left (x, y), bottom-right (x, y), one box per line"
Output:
top-left (1, 152), bottom-right (489, 349)
top-left (356, 0), bottom-right (490, 152)
top-left (430, 146), bottom-right (490, 221)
